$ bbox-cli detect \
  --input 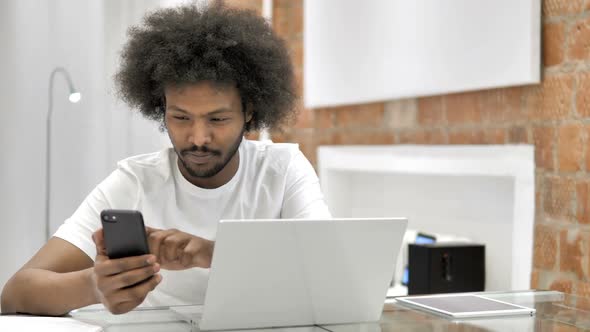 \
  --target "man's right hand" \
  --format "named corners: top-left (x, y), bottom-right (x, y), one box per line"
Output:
top-left (91, 229), bottom-right (162, 314)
